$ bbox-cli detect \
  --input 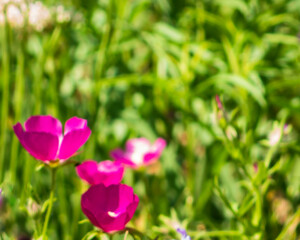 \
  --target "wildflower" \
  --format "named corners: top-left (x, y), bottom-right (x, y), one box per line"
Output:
top-left (55, 5), bottom-right (71, 24)
top-left (253, 162), bottom-right (258, 173)
top-left (110, 138), bottom-right (166, 168)
top-left (76, 160), bottom-right (124, 186)
top-left (28, 2), bottom-right (51, 31)
top-left (0, 1), bottom-right (72, 31)
top-left (81, 184), bottom-right (139, 233)
top-left (13, 115), bottom-right (91, 164)
top-left (177, 228), bottom-right (191, 240)
top-left (268, 124), bottom-right (289, 146)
